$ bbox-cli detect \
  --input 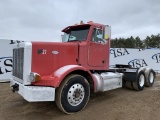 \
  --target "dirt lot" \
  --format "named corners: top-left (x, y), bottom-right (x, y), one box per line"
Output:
top-left (0, 75), bottom-right (160, 120)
